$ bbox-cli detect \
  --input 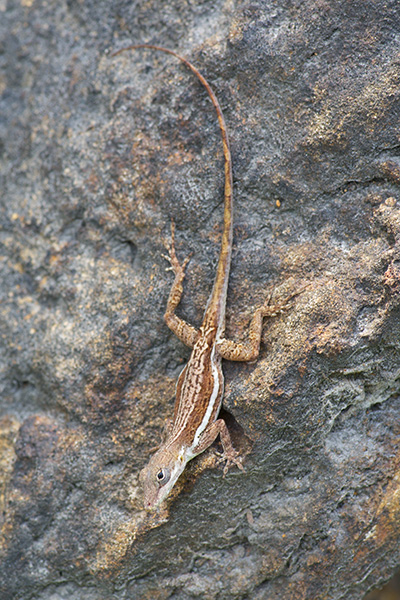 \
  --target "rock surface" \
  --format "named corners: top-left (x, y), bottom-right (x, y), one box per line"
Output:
top-left (1, 1), bottom-right (400, 599)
